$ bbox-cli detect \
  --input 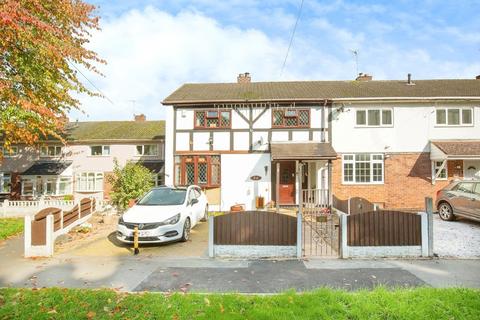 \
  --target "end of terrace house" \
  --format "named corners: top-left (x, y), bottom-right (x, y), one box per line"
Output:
top-left (161, 73), bottom-right (480, 212)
